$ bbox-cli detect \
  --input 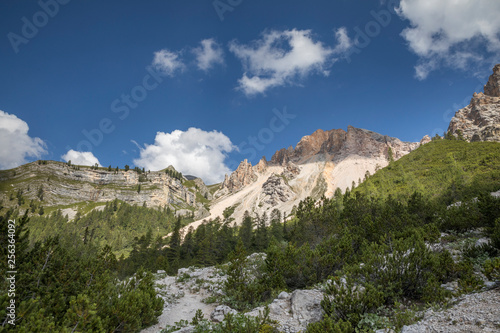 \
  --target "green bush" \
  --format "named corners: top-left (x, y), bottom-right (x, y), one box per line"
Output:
top-left (391, 303), bottom-right (419, 331)
top-left (163, 307), bottom-right (278, 333)
top-left (321, 277), bottom-right (384, 328)
top-left (356, 312), bottom-right (391, 332)
top-left (483, 257), bottom-right (500, 281)
top-left (440, 202), bottom-right (481, 232)
top-left (458, 273), bottom-right (484, 293)
top-left (222, 241), bottom-right (268, 311)
top-left (345, 236), bottom-right (452, 304)
top-left (306, 317), bottom-right (352, 333)
top-left (490, 218), bottom-right (500, 250)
